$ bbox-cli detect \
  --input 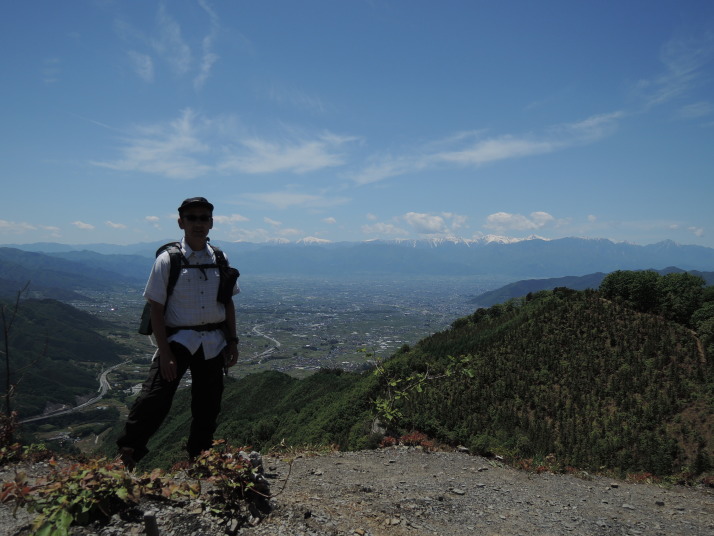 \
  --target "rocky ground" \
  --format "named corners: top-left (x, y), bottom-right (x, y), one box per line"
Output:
top-left (1, 447), bottom-right (713, 536)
